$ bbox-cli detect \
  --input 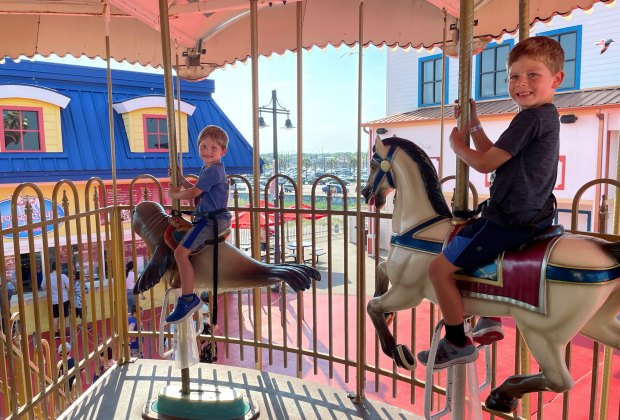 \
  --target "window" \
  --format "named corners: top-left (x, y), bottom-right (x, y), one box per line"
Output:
top-left (1, 106), bottom-right (44, 152)
top-left (419, 54), bottom-right (448, 106)
top-left (113, 96), bottom-right (194, 154)
top-left (143, 115), bottom-right (168, 151)
top-left (539, 26), bottom-right (581, 91)
top-left (476, 41), bottom-right (513, 100)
